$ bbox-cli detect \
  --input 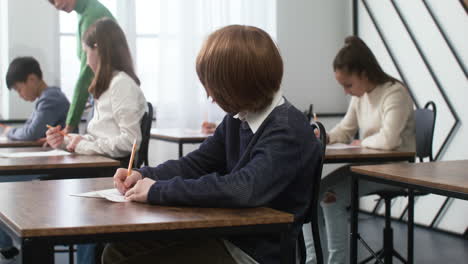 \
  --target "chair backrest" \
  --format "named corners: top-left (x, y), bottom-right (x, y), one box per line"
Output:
top-left (415, 101), bottom-right (436, 162)
top-left (136, 102), bottom-right (154, 168)
top-left (298, 121), bottom-right (326, 264)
